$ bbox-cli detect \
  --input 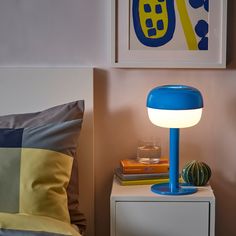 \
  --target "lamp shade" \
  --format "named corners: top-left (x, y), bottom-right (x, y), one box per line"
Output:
top-left (147, 85), bottom-right (203, 128)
